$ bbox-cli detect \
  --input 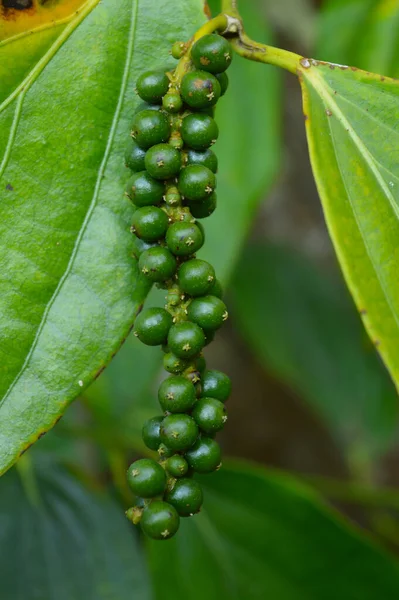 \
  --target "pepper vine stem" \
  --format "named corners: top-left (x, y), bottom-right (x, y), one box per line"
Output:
top-left (220, 0), bottom-right (302, 75)
top-left (172, 14), bottom-right (228, 84)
